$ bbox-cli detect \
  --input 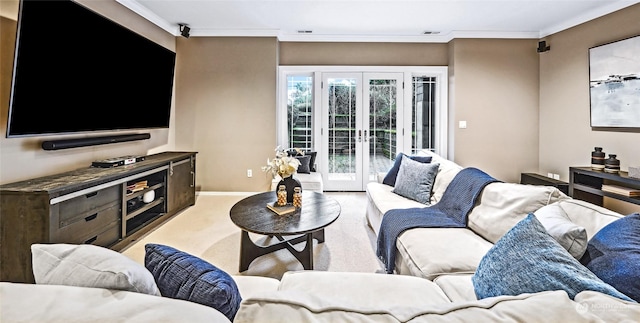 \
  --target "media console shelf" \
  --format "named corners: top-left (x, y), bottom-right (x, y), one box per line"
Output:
top-left (0, 151), bottom-right (196, 283)
top-left (569, 167), bottom-right (640, 207)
